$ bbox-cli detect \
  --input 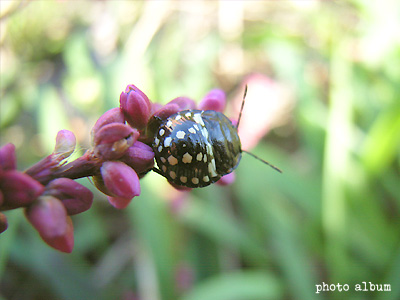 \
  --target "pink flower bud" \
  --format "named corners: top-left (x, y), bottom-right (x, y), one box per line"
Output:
top-left (25, 131), bottom-right (77, 183)
top-left (54, 130), bottom-right (76, 160)
top-left (0, 143), bottom-right (16, 171)
top-left (167, 97), bottom-right (197, 111)
top-left (45, 178), bottom-right (93, 215)
top-left (123, 84), bottom-right (151, 107)
top-left (121, 141), bottom-right (154, 175)
top-left (101, 161), bottom-right (140, 200)
top-left (150, 102), bottom-right (163, 114)
top-left (93, 123), bottom-right (139, 160)
top-left (92, 174), bottom-right (109, 196)
top-left (120, 85), bottom-right (151, 130)
top-left (94, 123), bottom-right (137, 145)
top-left (91, 108), bottom-right (125, 138)
top-left (152, 103), bottom-right (181, 120)
top-left (24, 156), bottom-right (56, 184)
top-left (26, 195), bottom-right (74, 252)
top-left (216, 172), bottom-right (235, 186)
top-left (44, 215), bottom-right (74, 253)
top-left (0, 171), bottom-right (45, 210)
top-left (26, 196), bottom-right (67, 237)
top-left (146, 103), bottom-right (181, 138)
top-left (198, 88), bottom-right (226, 112)
top-left (107, 196), bottom-right (132, 209)
top-left (0, 212), bottom-right (7, 233)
